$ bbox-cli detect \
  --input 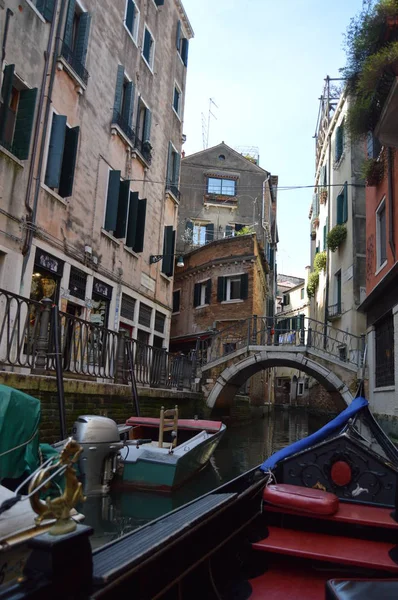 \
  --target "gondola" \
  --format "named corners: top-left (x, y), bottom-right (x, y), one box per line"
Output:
top-left (2, 392), bottom-right (398, 599)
